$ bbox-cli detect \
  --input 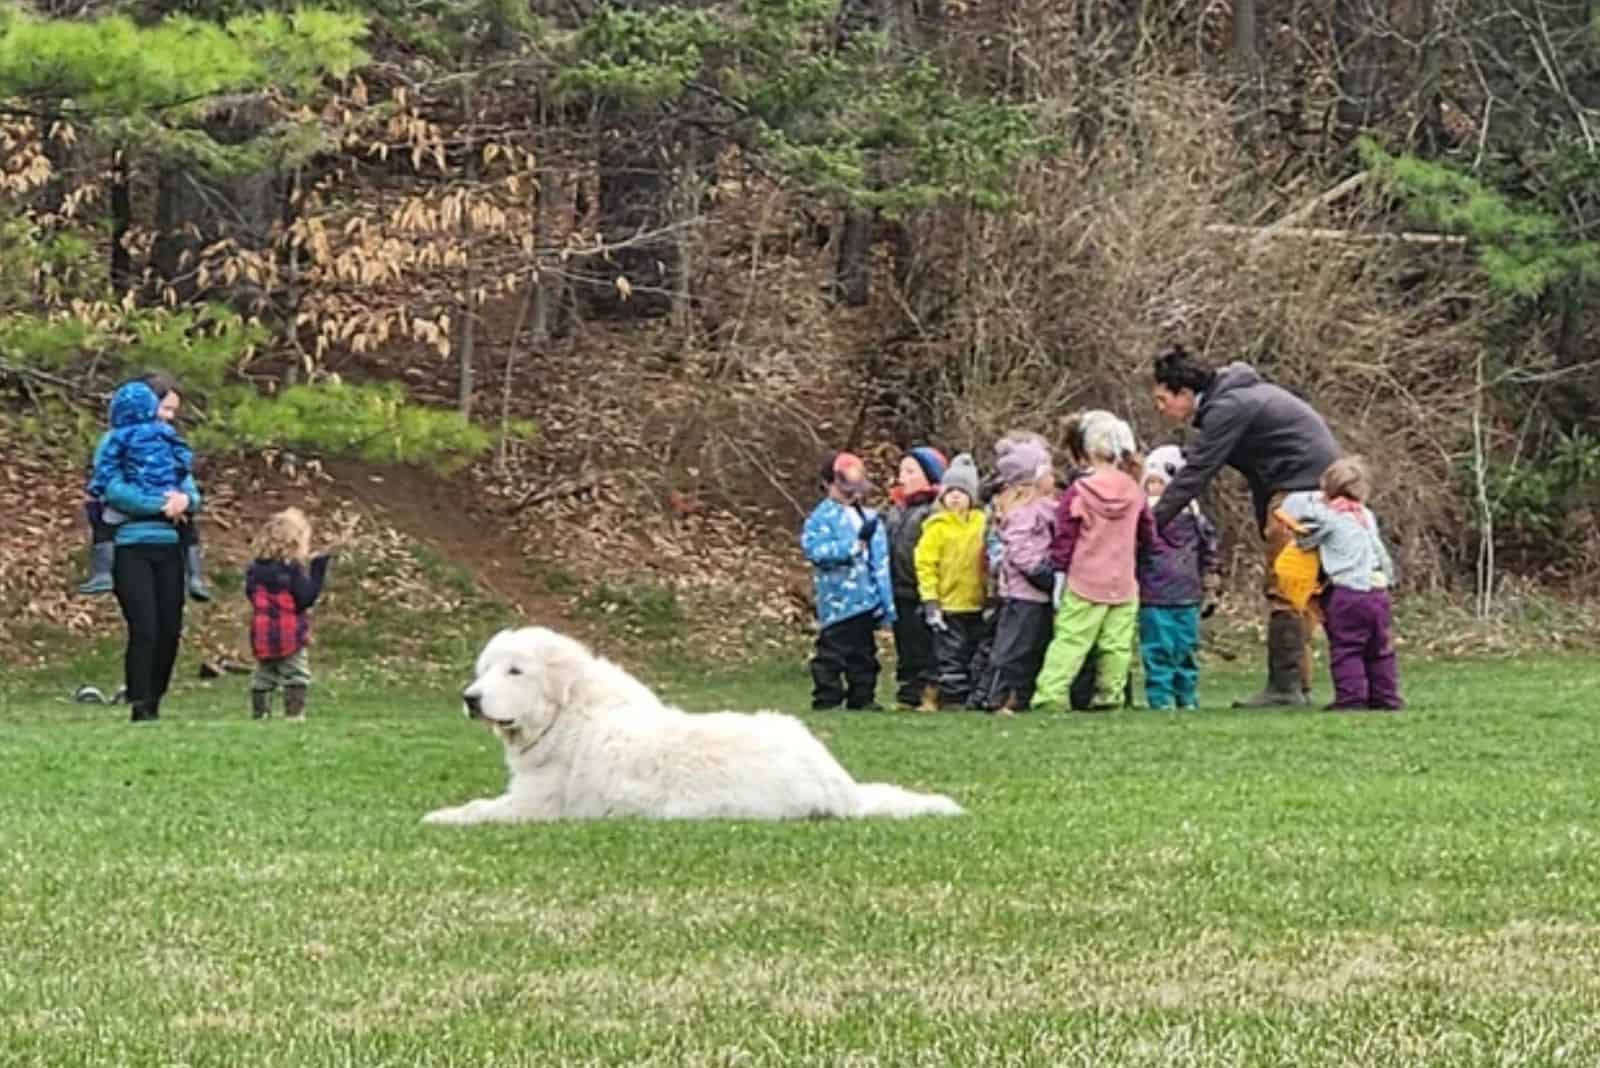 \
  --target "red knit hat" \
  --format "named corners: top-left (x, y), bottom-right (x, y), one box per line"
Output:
top-left (820, 451), bottom-right (872, 495)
